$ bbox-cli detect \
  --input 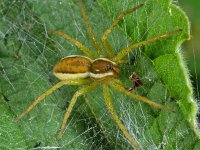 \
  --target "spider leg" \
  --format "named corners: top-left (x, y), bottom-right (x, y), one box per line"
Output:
top-left (114, 29), bottom-right (182, 63)
top-left (101, 3), bottom-right (144, 59)
top-left (49, 30), bottom-right (96, 59)
top-left (103, 84), bottom-right (142, 150)
top-left (79, 0), bottom-right (102, 56)
top-left (16, 79), bottom-right (92, 121)
top-left (110, 79), bottom-right (173, 112)
top-left (56, 82), bottom-right (97, 139)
